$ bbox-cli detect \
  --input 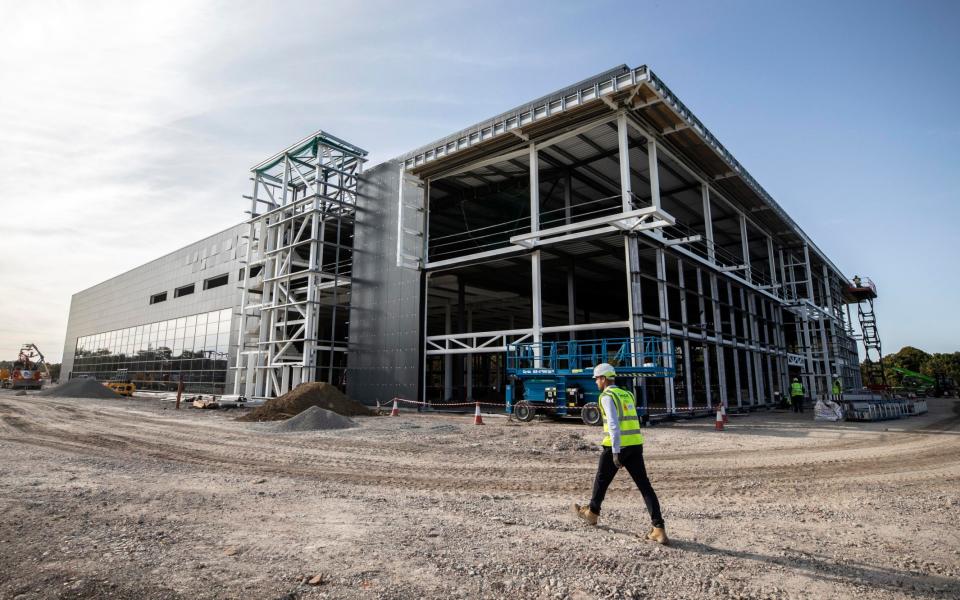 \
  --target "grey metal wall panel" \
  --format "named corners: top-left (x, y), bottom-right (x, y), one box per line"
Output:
top-left (61, 224), bottom-right (247, 392)
top-left (347, 161), bottom-right (422, 406)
